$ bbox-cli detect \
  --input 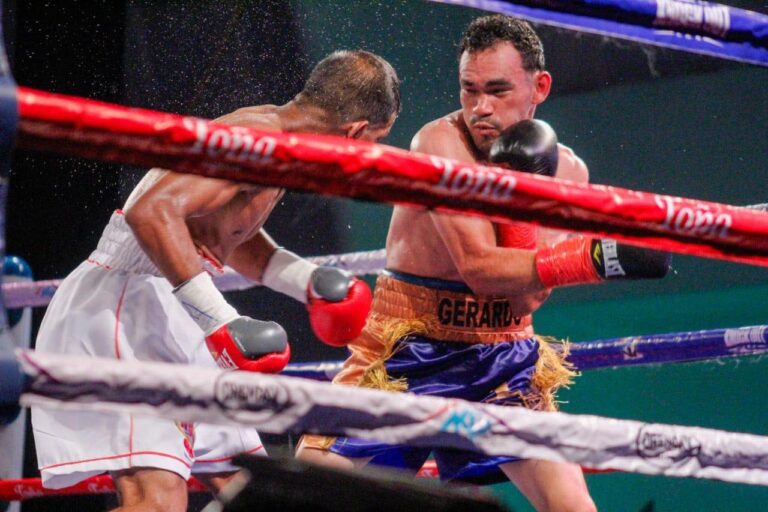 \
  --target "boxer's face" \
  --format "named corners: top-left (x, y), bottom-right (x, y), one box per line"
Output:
top-left (459, 42), bottom-right (550, 156)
